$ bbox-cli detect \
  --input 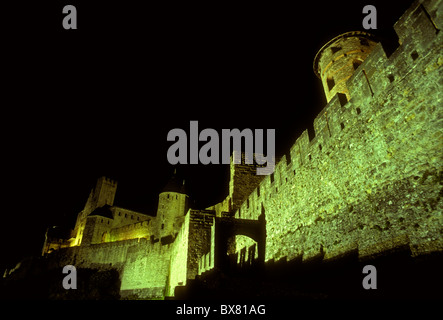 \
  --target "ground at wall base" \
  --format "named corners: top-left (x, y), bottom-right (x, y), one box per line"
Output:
top-left (175, 251), bottom-right (443, 300)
